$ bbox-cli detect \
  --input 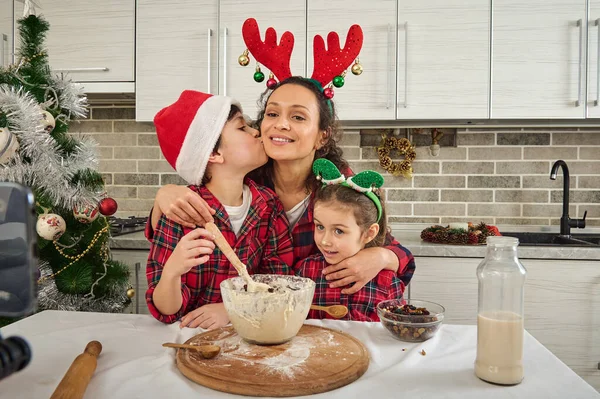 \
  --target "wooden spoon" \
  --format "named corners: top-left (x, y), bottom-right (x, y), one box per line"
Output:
top-left (205, 222), bottom-right (271, 292)
top-left (162, 343), bottom-right (221, 359)
top-left (310, 304), bottom-right (348, 319)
